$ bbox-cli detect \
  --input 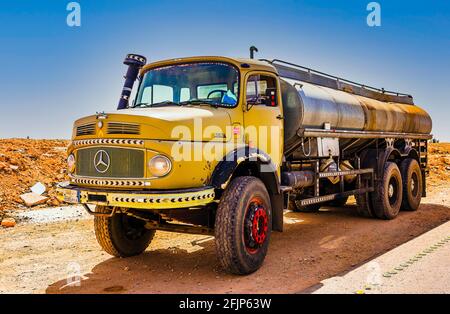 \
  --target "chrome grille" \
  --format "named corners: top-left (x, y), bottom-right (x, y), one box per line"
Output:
top-left (107, 122), bottom-right (140, 135)
top-left (75, 147), bottom-right (144, 178)
top-left (76, 123), bottom-right (96, 136)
